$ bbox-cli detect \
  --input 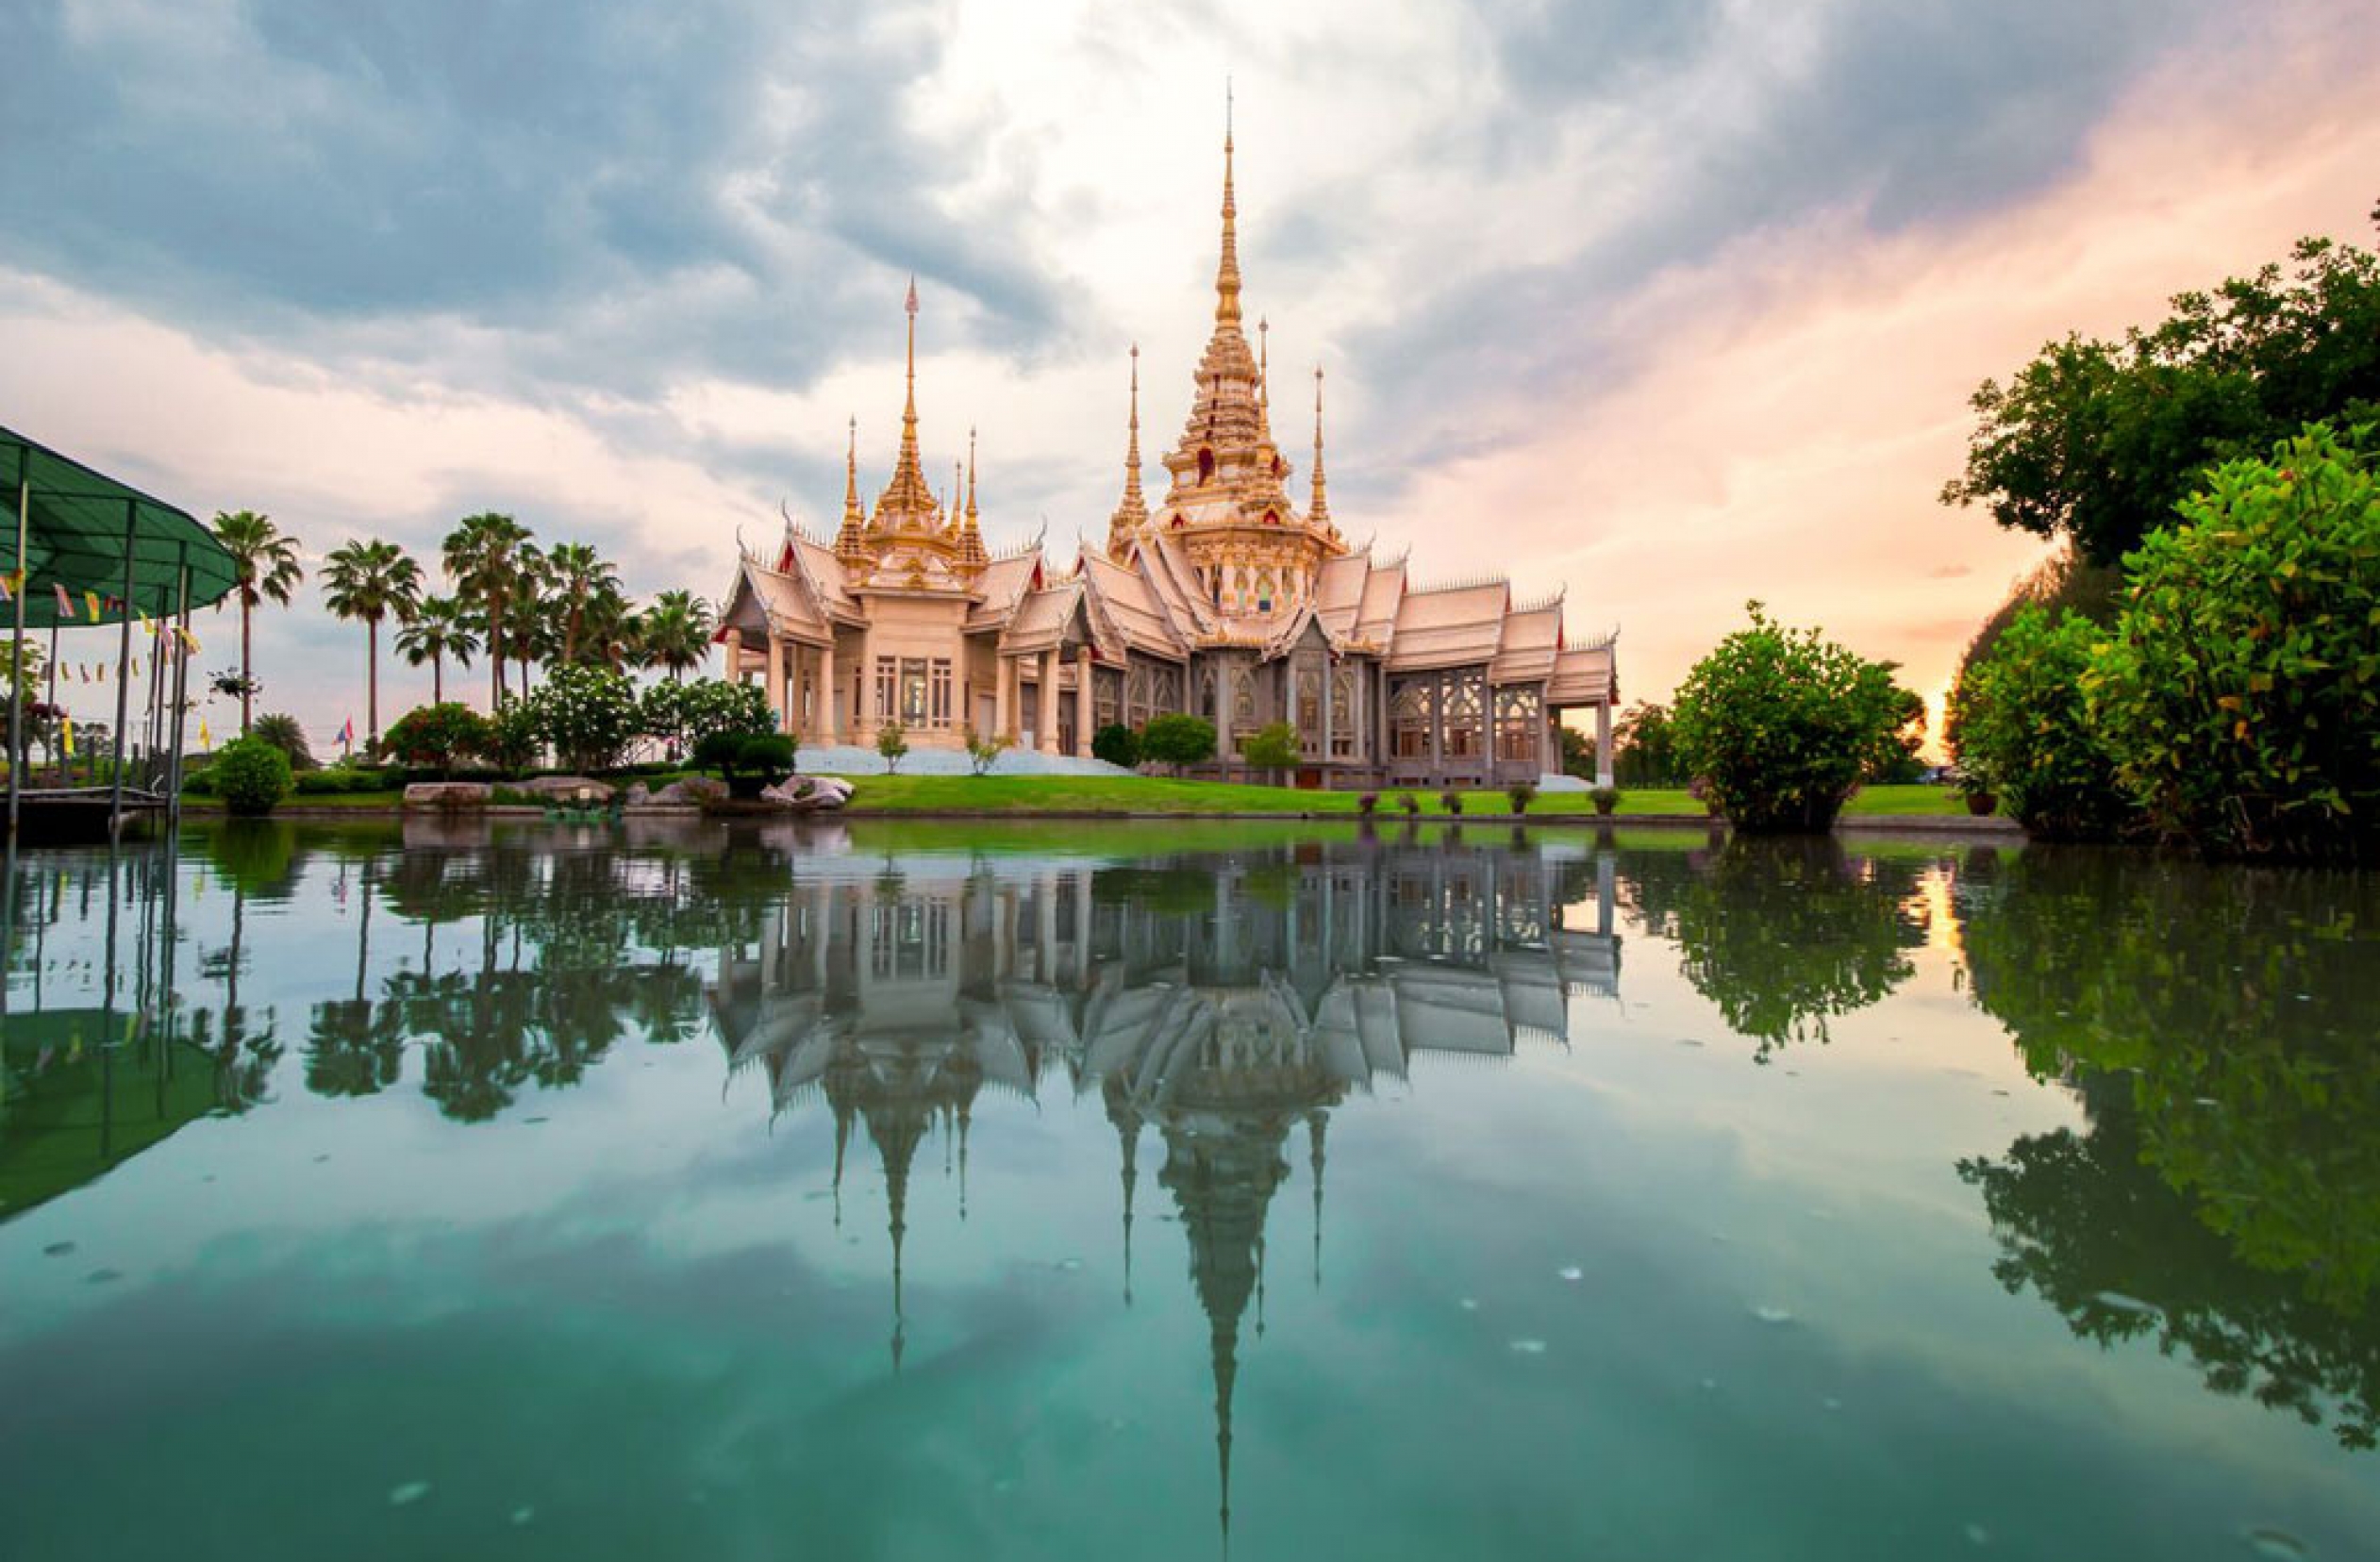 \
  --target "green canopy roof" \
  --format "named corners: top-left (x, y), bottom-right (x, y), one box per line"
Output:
top-left (2, 424), bottom-right (240, 628)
